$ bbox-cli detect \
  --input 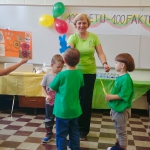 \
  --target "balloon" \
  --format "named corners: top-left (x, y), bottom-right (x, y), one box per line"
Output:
top-left (54, 18), bottom-right (68, 34)
top-left (39, 14), bottom-right (54, 27)
top-left (53, 2), bottom-right (65, 18)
